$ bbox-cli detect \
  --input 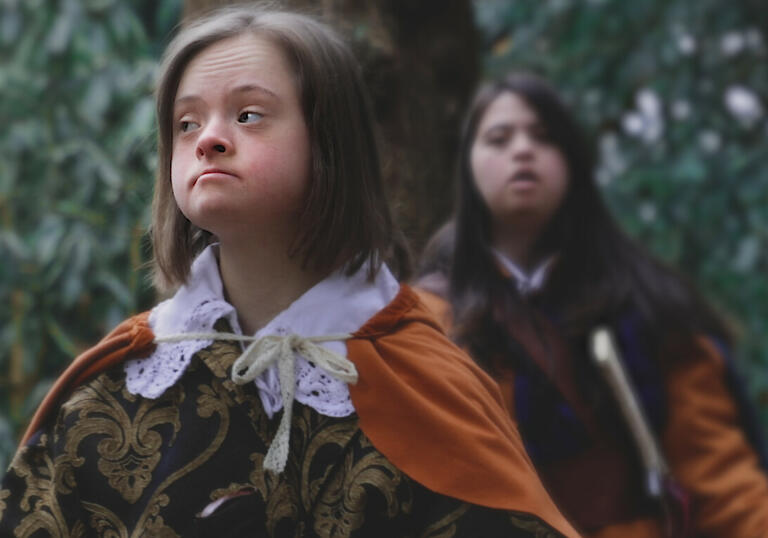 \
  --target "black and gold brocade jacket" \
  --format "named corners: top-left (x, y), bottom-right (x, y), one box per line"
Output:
top-left (0, 337), bottom-right (563, 538)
